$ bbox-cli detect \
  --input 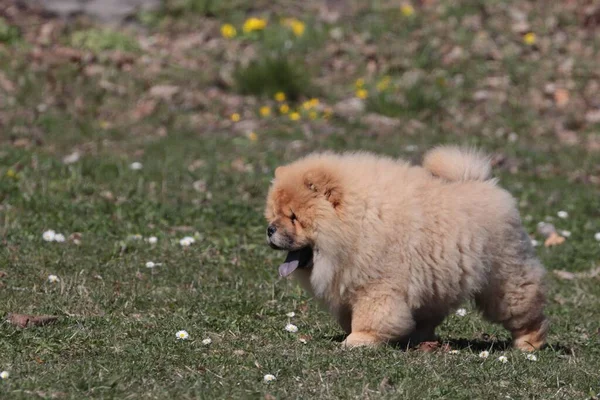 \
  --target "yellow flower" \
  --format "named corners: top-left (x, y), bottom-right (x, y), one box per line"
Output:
top-left (323, 107), bottom-right (333, 119)
top-left (376, 76), bottom-right (391, 92)
top-left (247, 132), bottom-right (258, 142)
top-left (355, 78), bottom-right (365, 89)
top-left (401, 4), bottom-right (415, 17)
top-left (309, 98), bottom-right (319, 107)
top-left (274, 92), bottom-right (286, 102)
top-left (243, 17), bottom-right (267, 33)
top-left (309, 111), bottom-right (318, 120)
top-left (220, 24), bottom-right (237, 39)
top-left (523, 32), bottom-right (536, 45)
top-left (356, 89), bottom-right (368, 99)
top-left (302, 101), bottom-right (312, 110)
top-left (279, 104), bottom-right (290, 114)
top-left (283, 18), bottom-right (305, 37)
top-left (230, 113), bottom-right (241, 122)
top-left (289, 112), bottom-right (300, 121)
top-left (5, 169), bottom-right (17, 179)
top-left (259, 106), bottom-right (271, 117)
